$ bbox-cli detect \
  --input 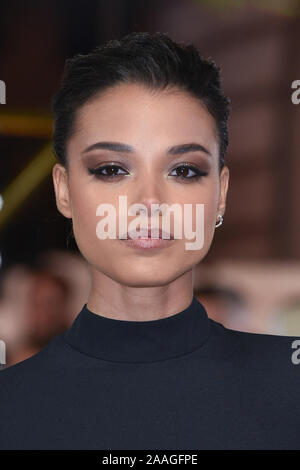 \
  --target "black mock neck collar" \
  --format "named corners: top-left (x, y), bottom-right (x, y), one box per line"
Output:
top-left (63, 296), bottom-right (211, 363)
